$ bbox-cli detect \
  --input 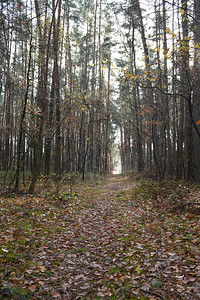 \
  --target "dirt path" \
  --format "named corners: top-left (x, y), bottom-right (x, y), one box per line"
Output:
top-left (2, 175), bottom-right (135, 300)
top-left (56, 175), bottom-right (137, 299)
top-left (51, 175), bottom-right (200, 300)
